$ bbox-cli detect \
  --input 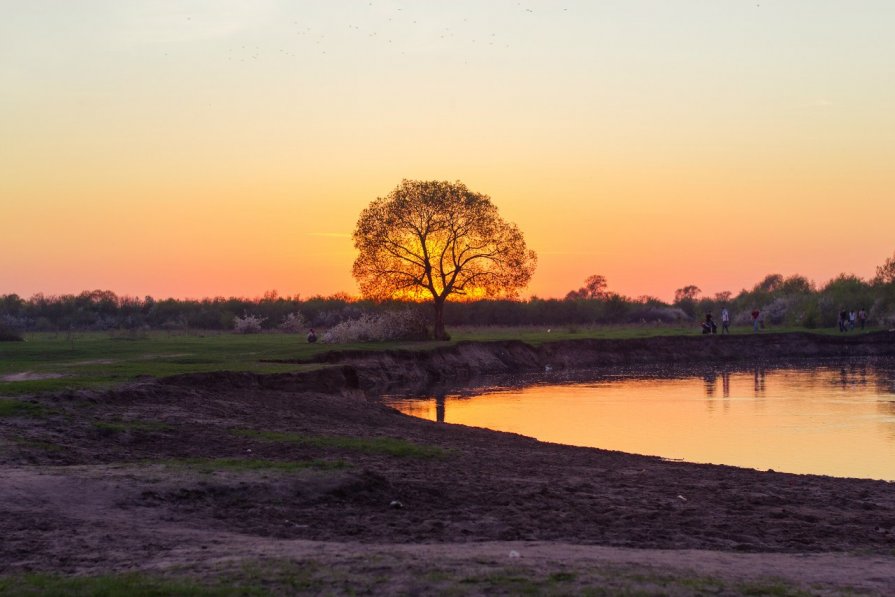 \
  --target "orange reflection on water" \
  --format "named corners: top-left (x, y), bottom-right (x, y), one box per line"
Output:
top-left (387, 365), bottom-right (895, 480)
